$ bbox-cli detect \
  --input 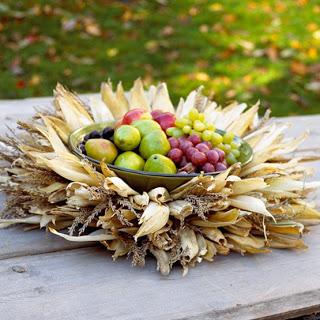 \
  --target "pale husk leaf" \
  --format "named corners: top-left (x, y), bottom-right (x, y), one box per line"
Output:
top-left (134, 202), bottom-right (170, 240)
